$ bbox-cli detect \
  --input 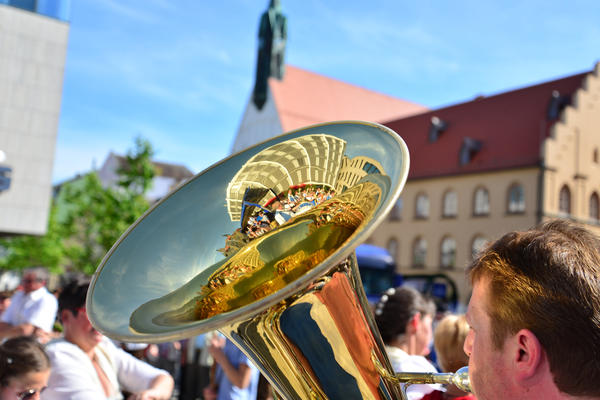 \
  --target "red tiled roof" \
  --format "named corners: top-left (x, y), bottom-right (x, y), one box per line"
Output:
top-left (269, 65), bottom-right (427, 132)
top-left (384, 71), bottom-right (589, 180)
